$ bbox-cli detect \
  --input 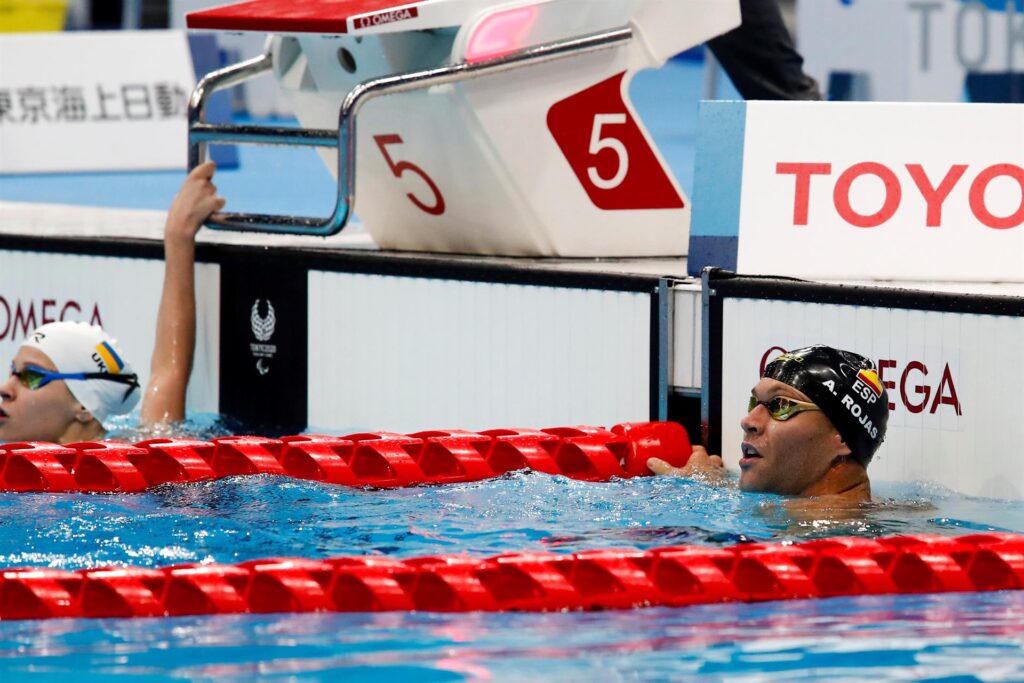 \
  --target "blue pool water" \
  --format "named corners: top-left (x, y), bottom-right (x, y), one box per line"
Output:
top-left (1, 416), bottom-right (1022, 681)
top-left (2, 592), bottom-right (1022, 682)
